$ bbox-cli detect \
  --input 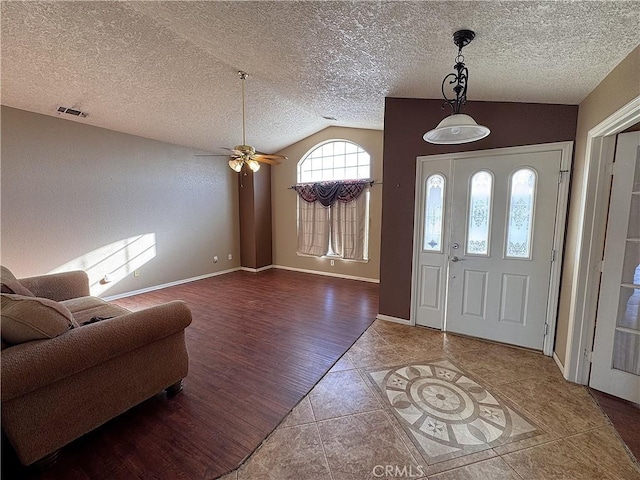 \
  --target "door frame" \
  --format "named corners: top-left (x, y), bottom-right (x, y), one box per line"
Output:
top-left (564, 95), bottom-right (640, 384)
top-left (588, 131), bottom-right (640, 401)
top-left (410, 142), bottom-right (574, 356)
